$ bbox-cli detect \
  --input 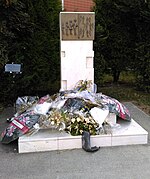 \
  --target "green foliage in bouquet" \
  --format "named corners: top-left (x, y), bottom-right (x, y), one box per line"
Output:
top-left (47, 110), bottom-right (99, 136)
top-left (65, 114), bottom-right (99, 136)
